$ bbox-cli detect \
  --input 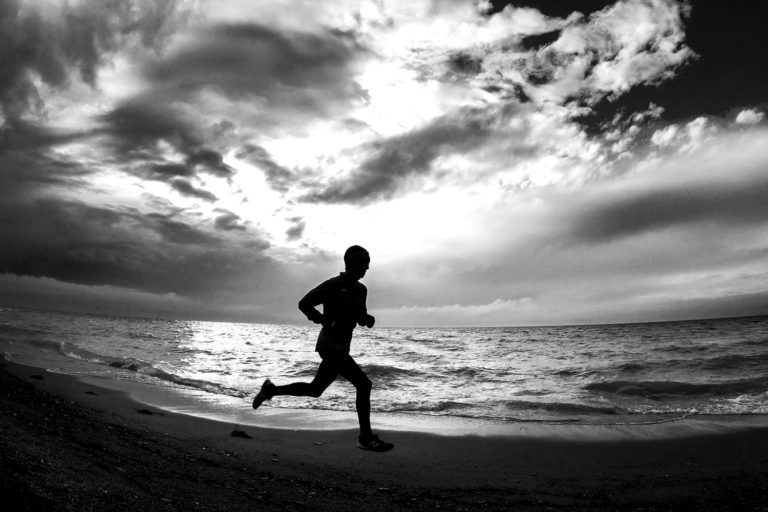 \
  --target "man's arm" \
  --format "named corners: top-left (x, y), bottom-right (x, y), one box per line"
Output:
top-left (356, 285), bottom-right (375, 328)
top-left (298, 278), bottom-right (334, 325)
